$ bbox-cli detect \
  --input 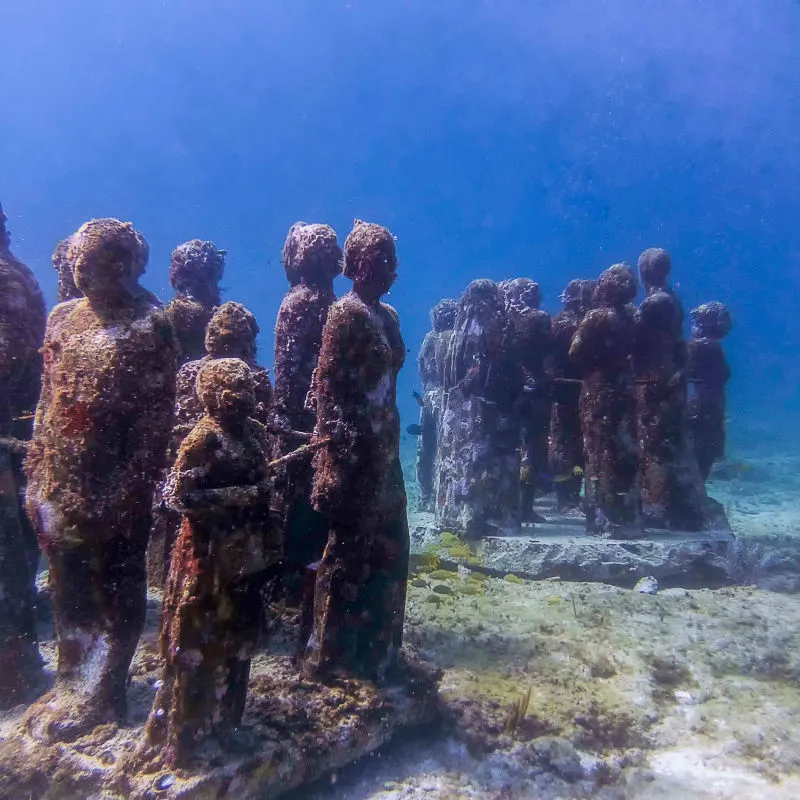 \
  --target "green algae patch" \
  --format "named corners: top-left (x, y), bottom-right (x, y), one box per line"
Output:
top-left (503, 573), bottom-right (525, 585)
top-left (430, 569), bottom-right (458, 580)
top-left (438, 531), bottom-right (461, 548)
top-left (433, 583), bottom-right (454, 595)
